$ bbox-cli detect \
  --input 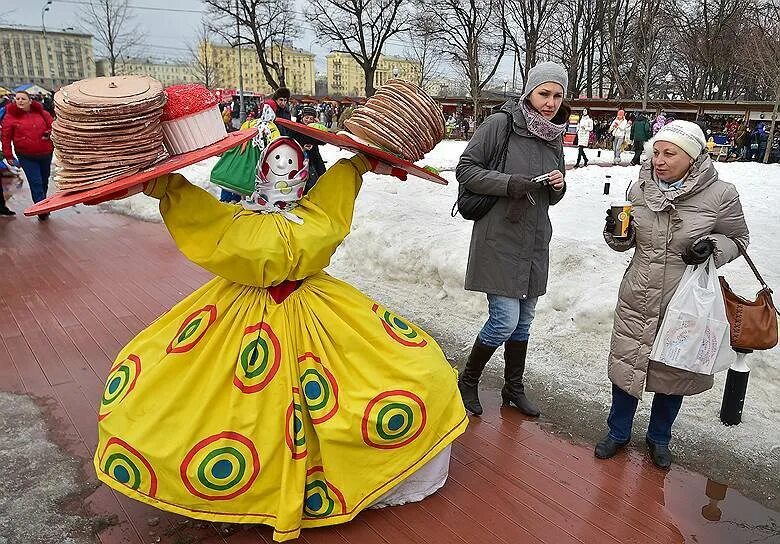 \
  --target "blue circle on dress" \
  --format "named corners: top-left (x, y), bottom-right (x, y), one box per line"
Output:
top-left (388, 414), bottom-right (405, 431)
top-left (212, 459), bottom-right (232, 479)
top-left (305, 381), bottom-right (321, 400)
top-left (113, 465), bottom-right (130, 484)
top-left (108, 376), bottom-right (121, 394)
top-left (306, 493), bottom-right (323, 511)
